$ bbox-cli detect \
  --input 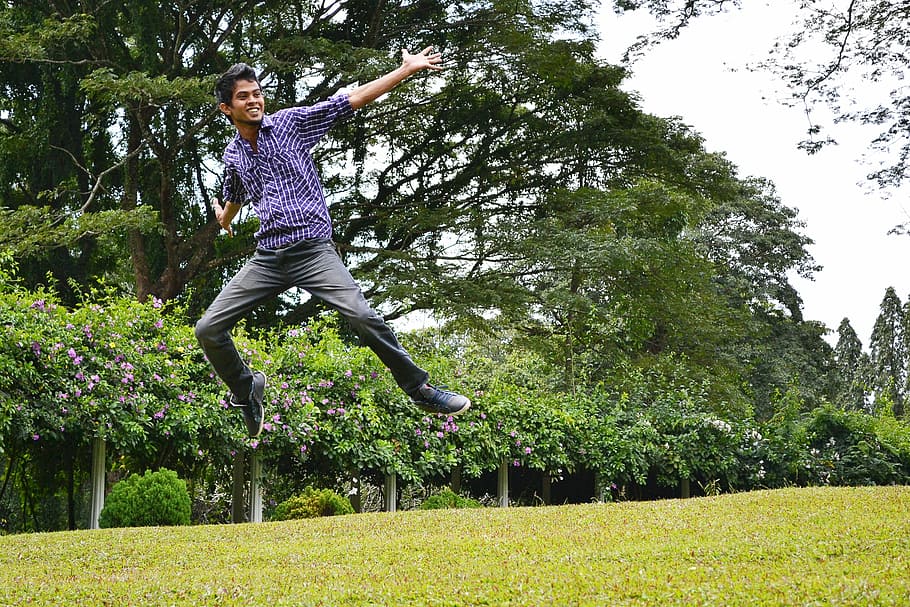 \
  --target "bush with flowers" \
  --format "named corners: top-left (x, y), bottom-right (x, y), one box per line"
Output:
top-left (3, 255), bottom-right (910, 531)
